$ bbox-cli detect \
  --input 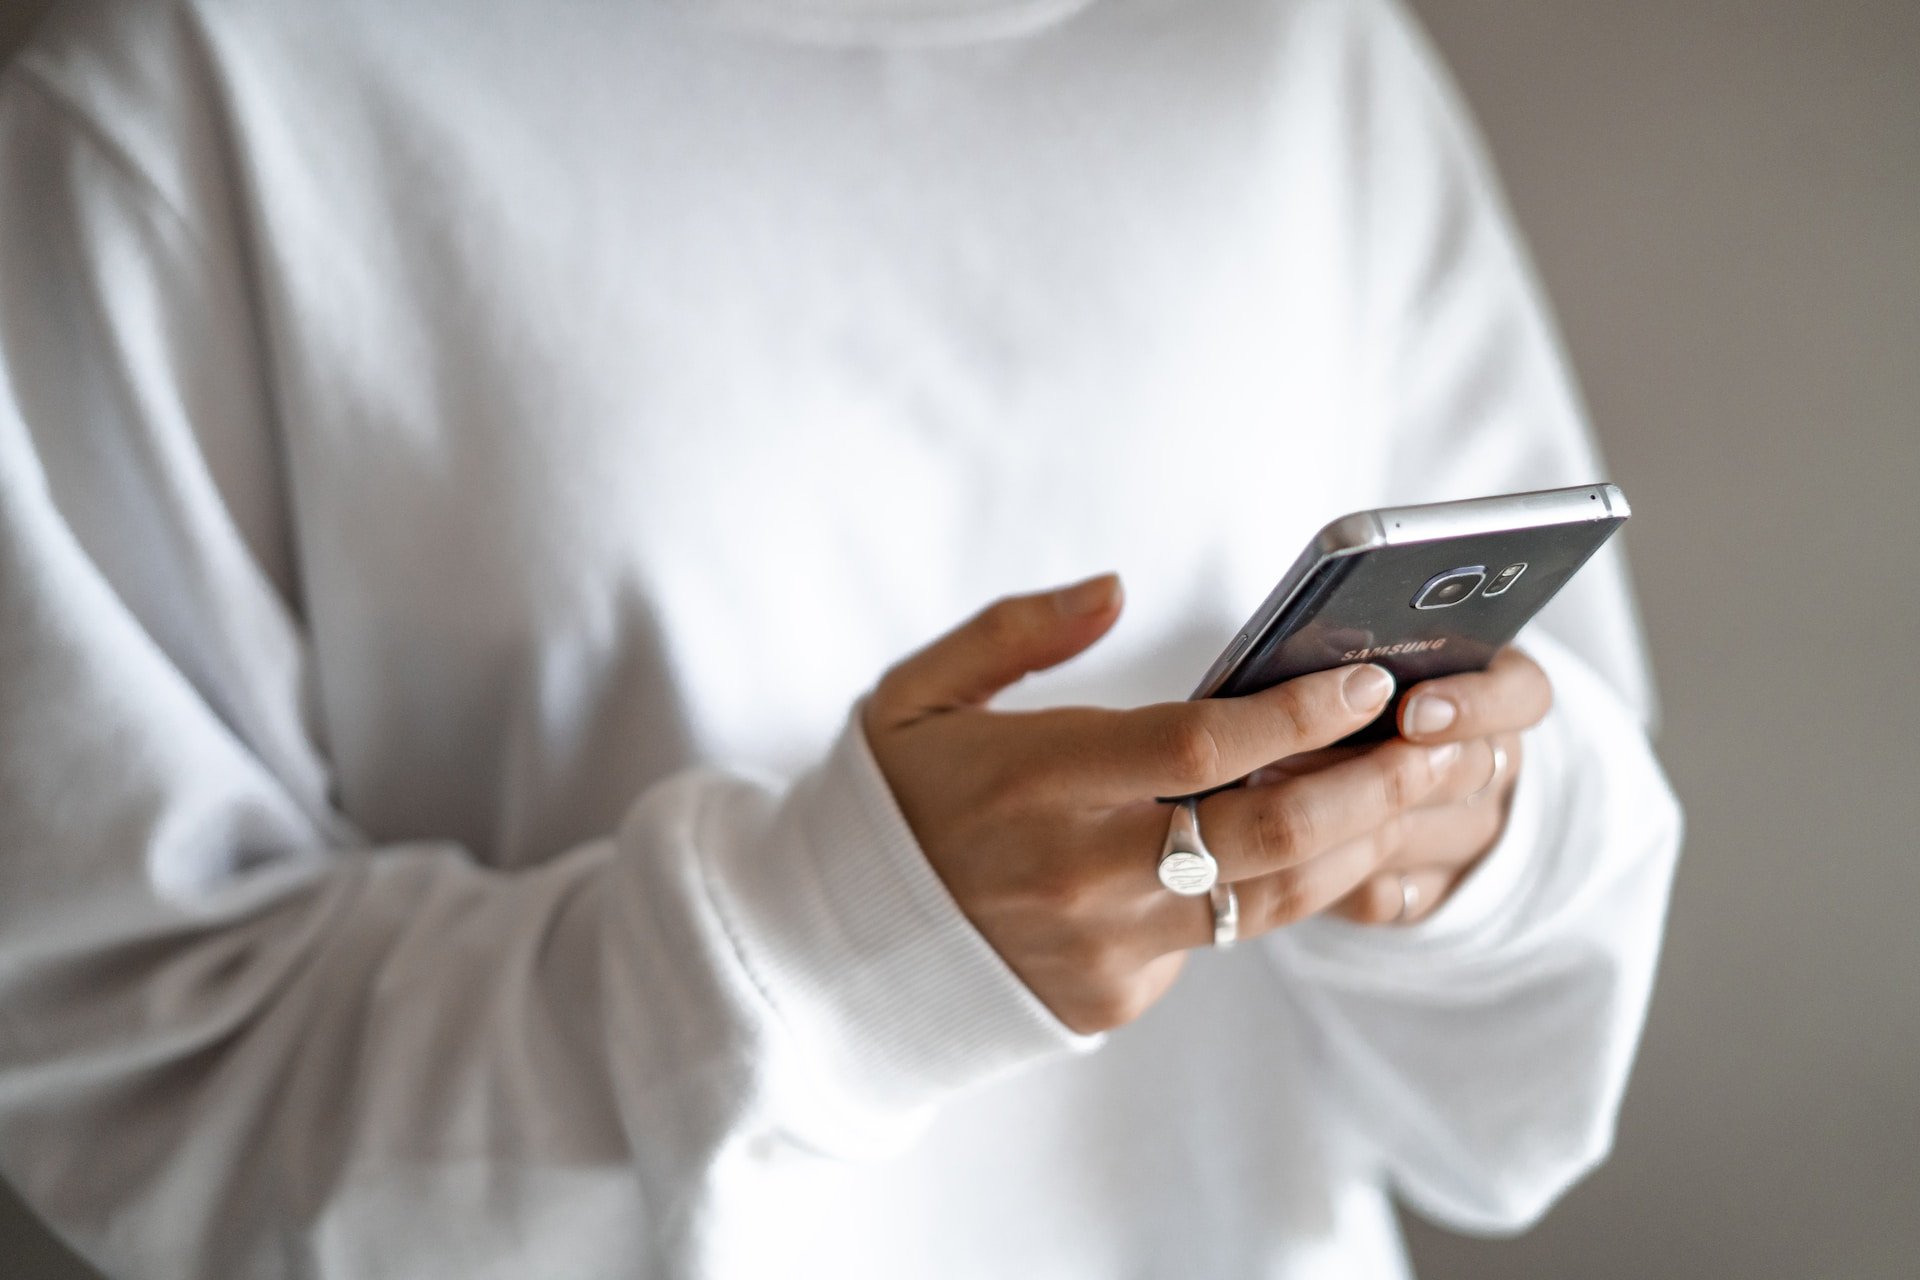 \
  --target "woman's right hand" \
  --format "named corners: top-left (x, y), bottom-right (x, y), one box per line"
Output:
top-left (862, 575), bottom-right (1484, 1035)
